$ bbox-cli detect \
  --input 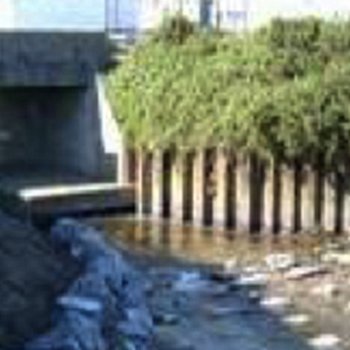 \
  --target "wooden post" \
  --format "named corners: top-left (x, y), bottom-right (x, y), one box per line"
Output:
top-left (137, 150), bottom-right (152, 217)
top-left (170, 151), bottom-right (185, 223)
top-left (151, 150), bottom-right (163, 219)
top-left (343, 189), bottom-right (350, 233)
top-left (193, 150), bottom-right (205, 226)
top-left (262, 159), bottom-right (274, 234)
top-left (301, 165), bottom-right (316, 232)
top-left (280, 164), bottom-right (294, 234)
top-left (213, 147), bottom-right (228, 229)
top-left (324, 175), bottom-right (336, 233)
top-left (235, 154), bottom-right (250, 232)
